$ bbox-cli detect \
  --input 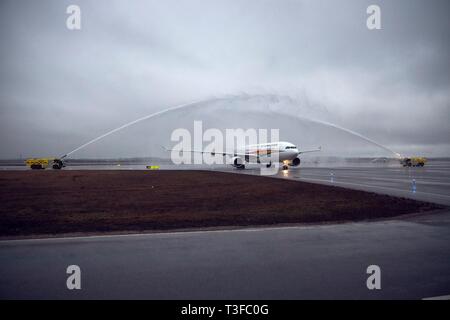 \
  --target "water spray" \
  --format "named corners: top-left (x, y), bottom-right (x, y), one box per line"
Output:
top-left (61, 98), bottom-right (221, 159)
top-left (288, 113), bottom-right (402, 159)
top-left (61, 94), bottom-right (404, 162)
